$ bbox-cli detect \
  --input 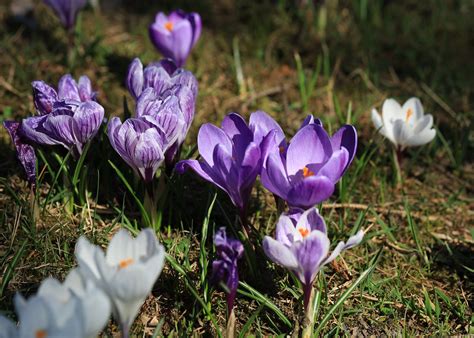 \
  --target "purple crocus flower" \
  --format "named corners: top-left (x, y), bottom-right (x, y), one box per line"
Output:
top-left (21, 100), bottom-right (104, 156)
top-left (261, 122), bottom-right (357, 209)
top-left (108, 116), bottom-right (180, 182)
top-left (211, 227), bottom-right (244, 314)
top-left (149, 10), bottom-right (202, 67)
top-left (33, 74), bottom-right (97, 115)
top-left (43, 0), bottom-right (87, 30)
top-left (263, 208), bottom-right (364, 309)
top-left (134, 86), bottom-right (193, 165)
top-left (175, 111), bottom-right (276, 214)
top-left (3, 121), bottom-right (36, 186)
top-left (3, 74), bottom-right (101, 186)
top-left (126, 57), bottom-right (198, 101)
